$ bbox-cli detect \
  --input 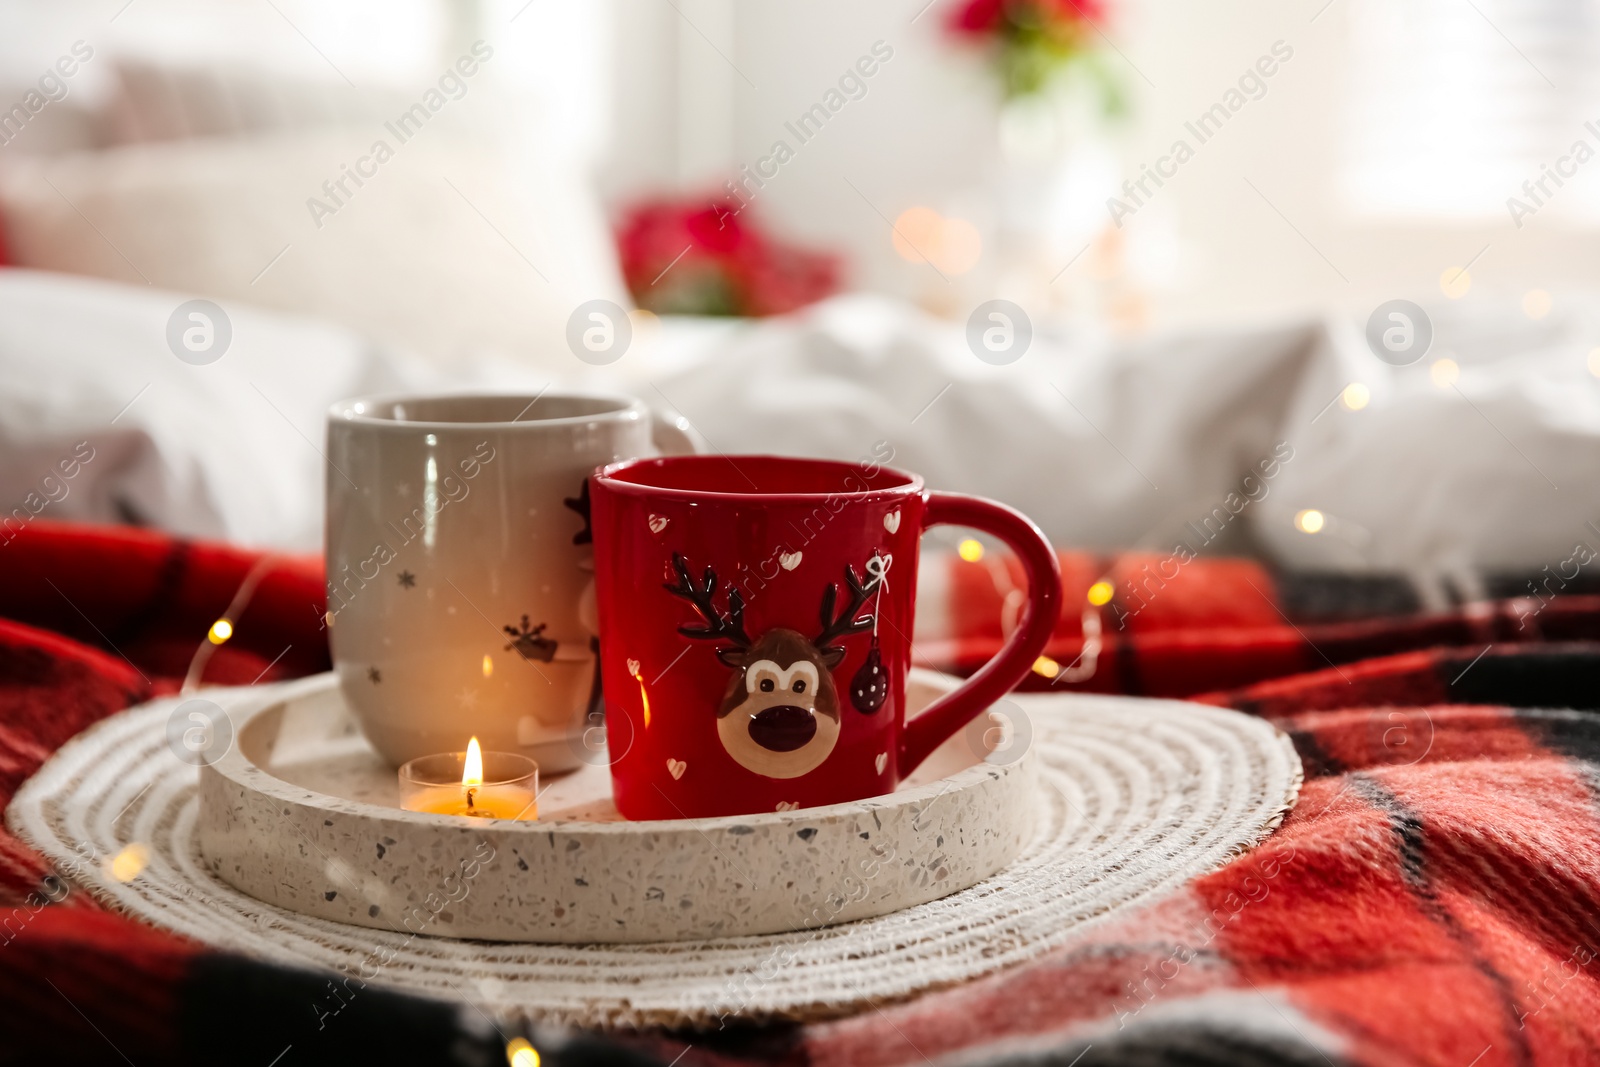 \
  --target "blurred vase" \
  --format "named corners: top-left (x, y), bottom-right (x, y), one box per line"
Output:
top-left (992, 83), bottom-right (1117, 311)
